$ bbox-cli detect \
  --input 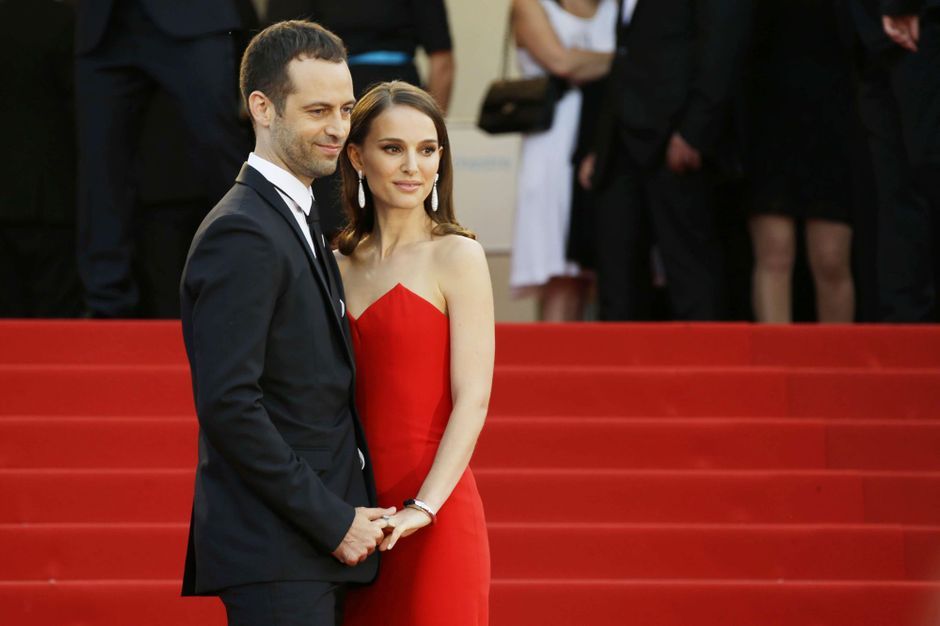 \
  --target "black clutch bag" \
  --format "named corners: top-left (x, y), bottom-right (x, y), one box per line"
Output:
top-left (476, 4), bottom-right (566, 135)
top-left (477, 76), bottom-right (565, 135)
